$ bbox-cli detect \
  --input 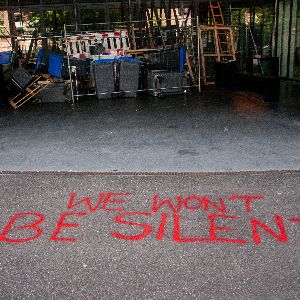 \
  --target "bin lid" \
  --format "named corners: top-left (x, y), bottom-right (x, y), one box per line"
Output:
top-left (118, 57), bottom-right (141, 63)
top-left (93, 59), bottom-right (116, 64)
